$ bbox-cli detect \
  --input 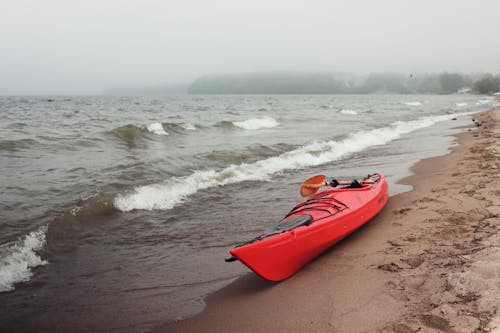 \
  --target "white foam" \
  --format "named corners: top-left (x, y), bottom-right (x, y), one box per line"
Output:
top-left (340, 109), bottom-right (358, 115)
top-left (0, 227), bottom-right (48, 292)
top-left (232, 117), bottom-right (279, 130)
top-left (180, 123), bottom-right (196, 130)
top-left (476, 98), bottom-right (493, 105)
top-left (403, 101), bottom-right (422, 106)
top-left (146, 123), bottom-right (169, 135)
top-left (114, 113), bottom-right (468, 212)
top-left (455, 102), bottom-right (468, 107)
